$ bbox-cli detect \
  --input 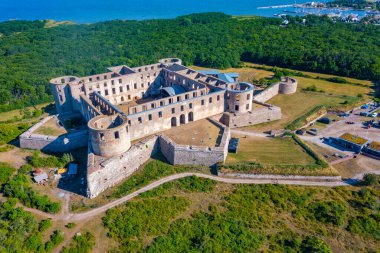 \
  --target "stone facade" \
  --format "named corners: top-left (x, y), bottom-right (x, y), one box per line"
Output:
top-left (20, 58), bottom-right (299, 198)
top-left (221, 101), bottom-right (282, 128)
